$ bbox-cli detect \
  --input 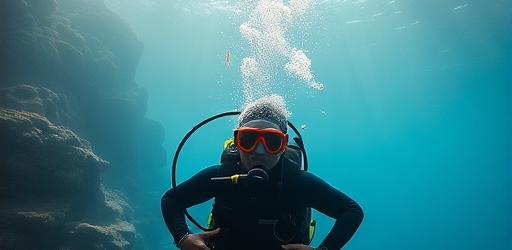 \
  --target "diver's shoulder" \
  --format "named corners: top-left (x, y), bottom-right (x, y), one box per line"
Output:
top-left (296, 170), bottom-right (324, 184)
top-left (195, 164), bottom-right (222, 176)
